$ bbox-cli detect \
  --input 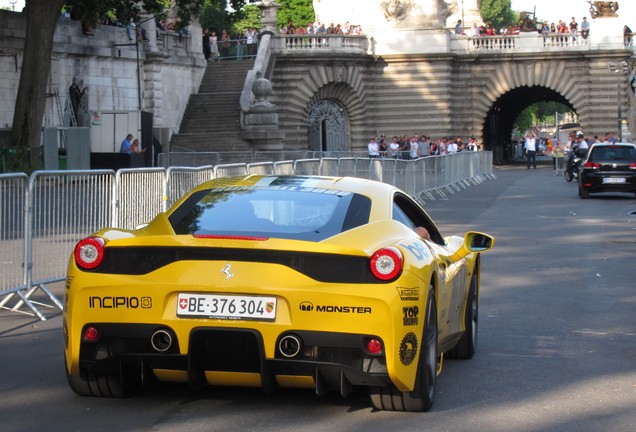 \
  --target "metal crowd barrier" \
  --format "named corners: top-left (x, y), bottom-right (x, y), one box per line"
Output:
top-left (0, 151), bottom-right (494, 320)
top-left (0, 174), bottom-right (30, 317)
top-left (555, 155), bottom-right (566, 174)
